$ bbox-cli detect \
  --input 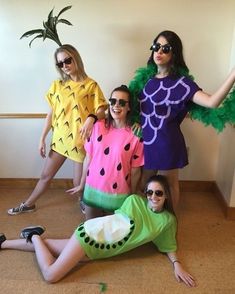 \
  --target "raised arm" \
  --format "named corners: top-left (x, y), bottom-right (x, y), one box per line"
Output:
top-left (39, 110), bottom-right (53, 158)
top-left (192, 67), bottom-right (235, 108)
top-left (166, 252), bottom-right (196, 287)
